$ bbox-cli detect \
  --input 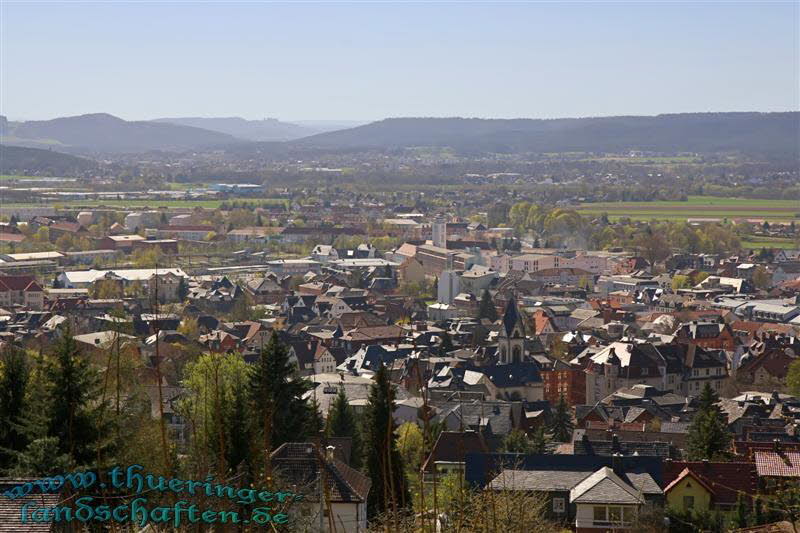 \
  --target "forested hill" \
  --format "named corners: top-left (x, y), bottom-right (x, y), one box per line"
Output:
top-left (292, 112), bottom-right (800, 157)
top-left (4, 113), bottom-right (242, 153)
top-left (0, 145), bottom-right (98, 175)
